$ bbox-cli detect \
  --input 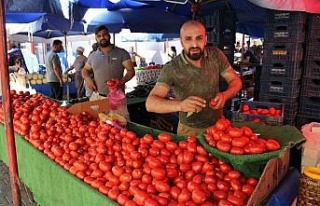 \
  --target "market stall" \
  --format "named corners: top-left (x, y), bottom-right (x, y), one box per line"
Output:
top-left (0, 90), bottom-right (307, 206)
